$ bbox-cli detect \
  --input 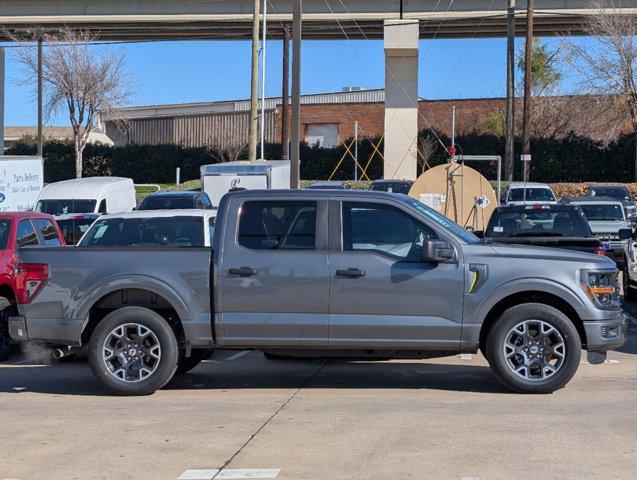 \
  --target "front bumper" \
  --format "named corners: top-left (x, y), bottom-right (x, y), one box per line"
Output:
top-left (583, 311), bottom-right (628, 352)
